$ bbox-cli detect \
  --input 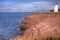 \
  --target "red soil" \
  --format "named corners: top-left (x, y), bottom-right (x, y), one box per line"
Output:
top-left (10, 13), bottom-right (60, 40)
